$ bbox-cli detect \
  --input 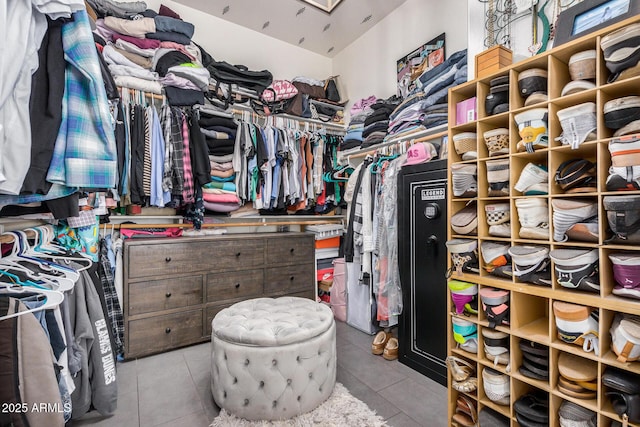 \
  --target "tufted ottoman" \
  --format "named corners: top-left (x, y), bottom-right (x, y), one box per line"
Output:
top-left (210, 297), bottom-right (336, 421)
